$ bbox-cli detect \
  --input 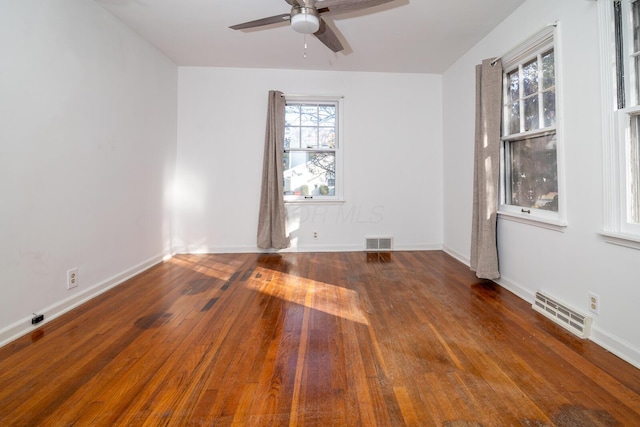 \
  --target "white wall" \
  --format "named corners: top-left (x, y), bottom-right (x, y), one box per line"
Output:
top-left (0, 0), bottom-right (178, 344)
top-left (175, 67), bottom-right (443, 253)
top-left (443, 0), bottom-right (640, 367)
top-left (9, 0), bottom-right (632, 371)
